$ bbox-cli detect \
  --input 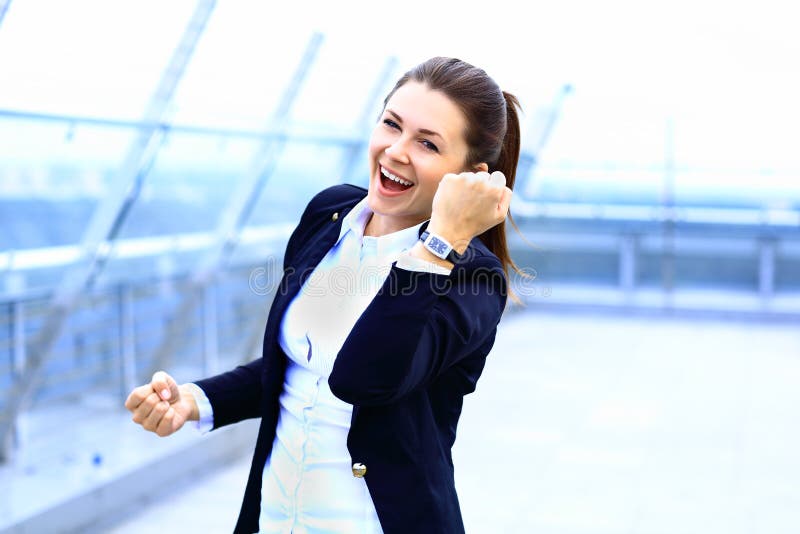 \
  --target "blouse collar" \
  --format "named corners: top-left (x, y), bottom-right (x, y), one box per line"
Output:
top-left (337, 197), bottom-right (426, 259)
